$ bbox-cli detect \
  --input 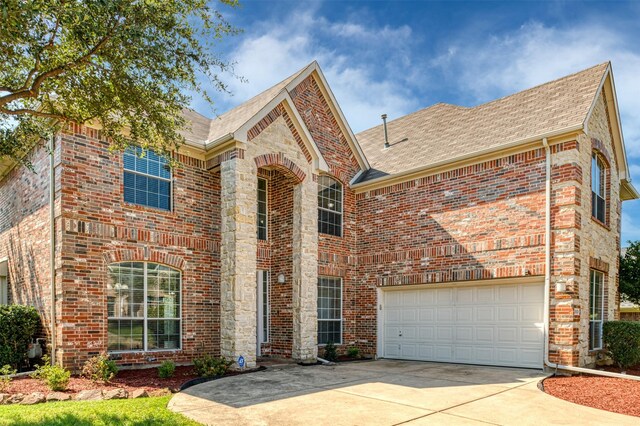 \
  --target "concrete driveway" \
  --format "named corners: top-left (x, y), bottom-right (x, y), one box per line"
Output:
top-left (169, 360), bottom-right (637, 425)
